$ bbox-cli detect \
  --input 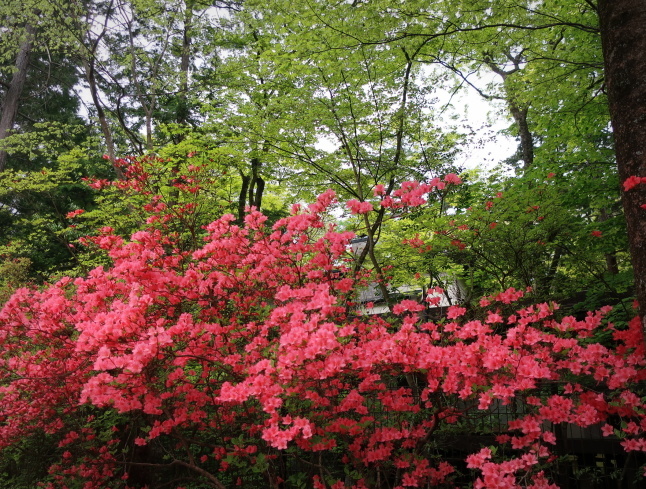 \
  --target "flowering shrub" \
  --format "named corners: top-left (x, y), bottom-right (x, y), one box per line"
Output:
top-left (0, 172), bottom-right (645, 488)
top-left (65, 154), bottom-right (236, 265)
top-left (624, 175), bottom-right (646, 209)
